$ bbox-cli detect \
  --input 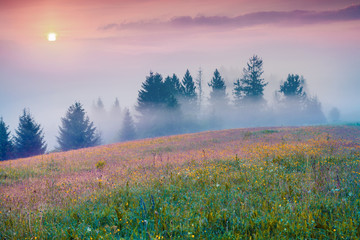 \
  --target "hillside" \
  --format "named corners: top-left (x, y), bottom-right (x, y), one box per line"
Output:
top-left (1, 125), bottom-right (360, 239)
